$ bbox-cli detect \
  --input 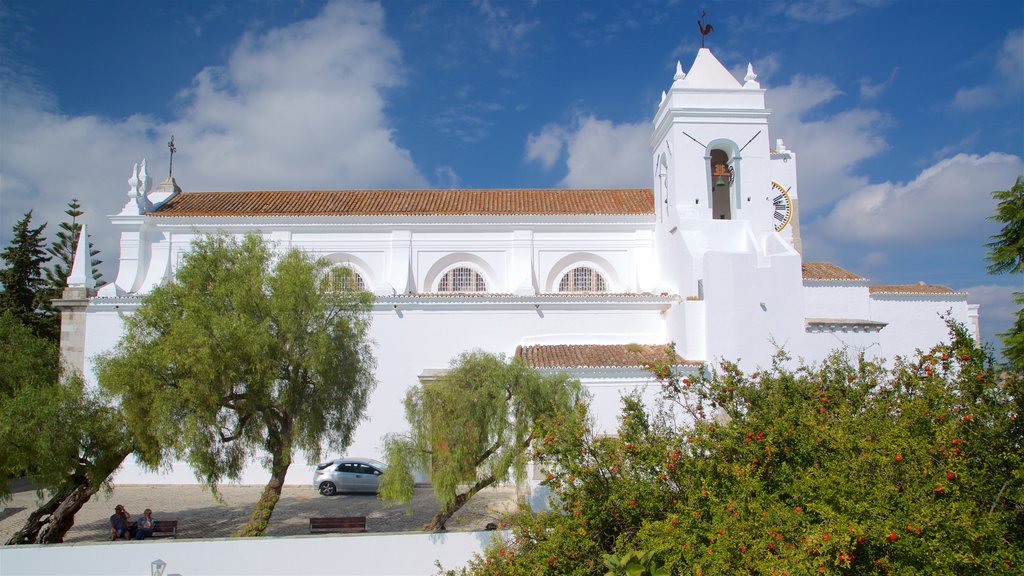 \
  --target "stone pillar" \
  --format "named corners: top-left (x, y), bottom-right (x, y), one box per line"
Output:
top-left (52, 286), bottom-right (93, 378)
